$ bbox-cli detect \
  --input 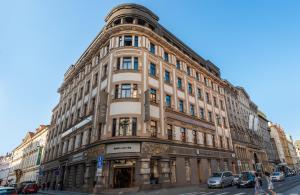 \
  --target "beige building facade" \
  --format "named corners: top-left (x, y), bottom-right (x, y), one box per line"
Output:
top-left (41, 4), bottom-right (235, 193)
top-left (224, 82), bottom-right (268, 173)
top-left (8, 125), bottom-right (48, 184)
